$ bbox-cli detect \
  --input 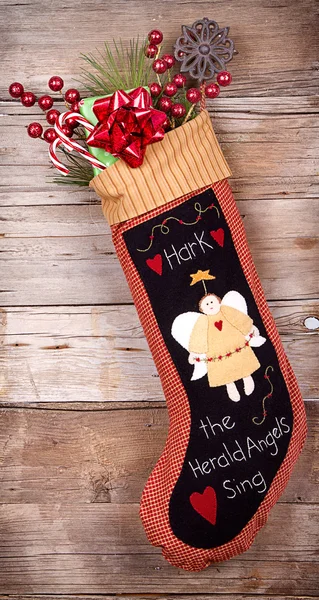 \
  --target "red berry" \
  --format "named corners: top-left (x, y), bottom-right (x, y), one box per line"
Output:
top-left (145, 44), bottom-right (158, 58)
top-left (62, 124), bottom-right (73, 138)
top-left (162, 116), bottom-right (171, 131)
top-left (149, 82), bottom-right (162, 97)
top-left (171, 103), bottom-right (186, 118)
top-left (48, 76), bottom-right (64, 92)
top-left (38, 95), bottom-right (54, 111)
top-left (21, 91), bottom-right (36, 107)
top-left (177, 50), bottom-right (185, 58)
top-left (64, 88), bottom-right (80, 104)
top-left (148, 29), bottom-right (163, 45)
top-left (27, 122), bottom-right (43, 138)
top-left (43, 128), bottom-right (58, 143)
top-left (216, 71), bottom-right (232, 86)
top-left (152, 59), bottom-right (167, 74)
top-left (186, 87), bottom-right (201, 103)
top-left (67, 115), bottom-right (79, 128)
top-left (9, 82), bottom-right (24, 98)
top-left (71, 101), bottom-right (80, 112)
top-left (205, 82), bottom-right (220, 99)
top-left (173, 73), bottom-right (186, 88)
top-left (158, 96), bottom-right (172, 113)
top-left (46, 108), bottom-right (60, 125)
top-left (163, 82), bottom-right (177, 97)
top-left (162, 54), bottom-right (175, 69)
